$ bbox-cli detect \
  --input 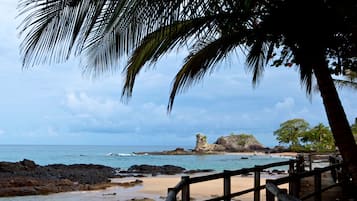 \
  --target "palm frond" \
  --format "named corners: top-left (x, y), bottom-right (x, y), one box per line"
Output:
top-left (122, 17), bottom-right (218, 99)
top-left (168, 32), bottom-right (246, 111)
top-left (245, 39), bottom-right (268, 86)
top-left (300, 64), bottom-right (314, 94)
top-left (18, 0), bottom-right (107, 67)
